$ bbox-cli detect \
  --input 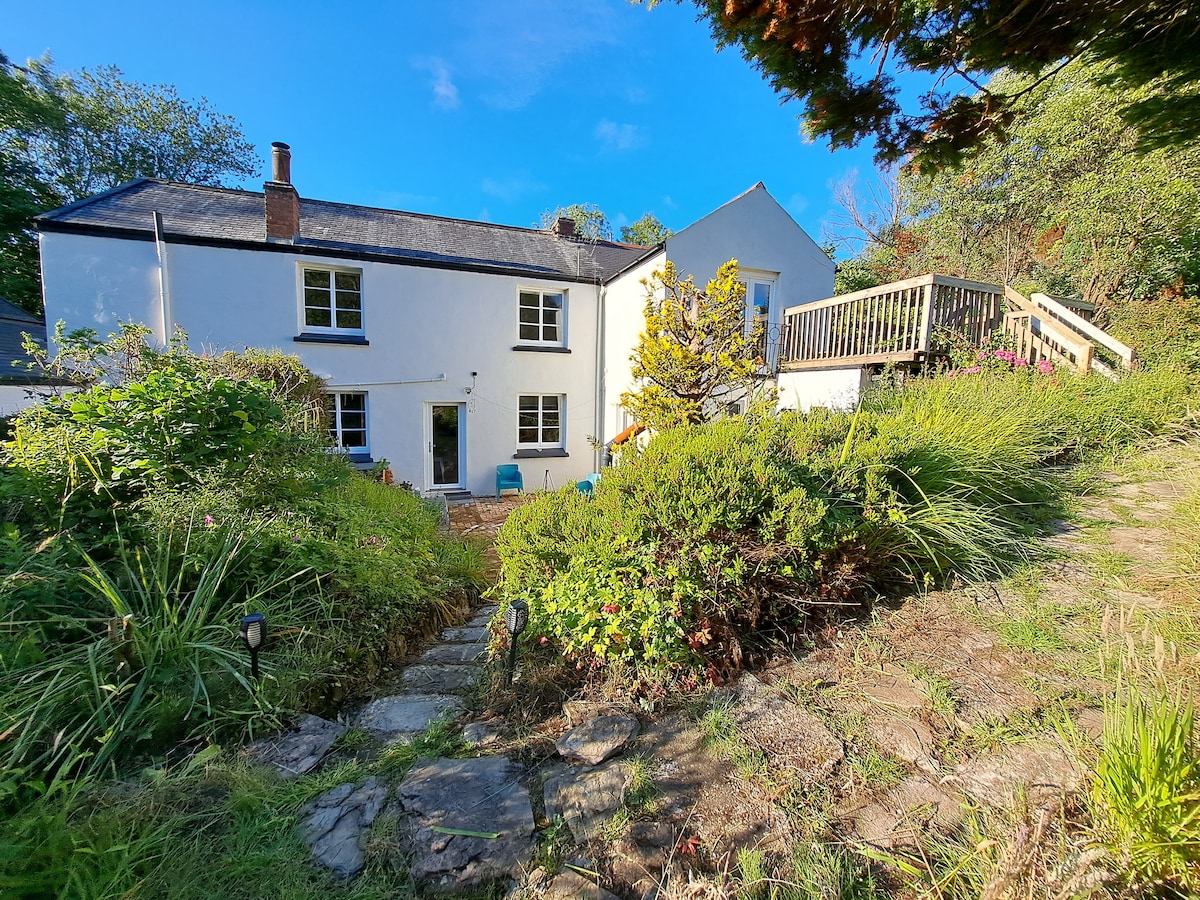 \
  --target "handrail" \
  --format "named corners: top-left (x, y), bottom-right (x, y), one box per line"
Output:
top-left (1029, 292), bottom-right (1134, 368)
